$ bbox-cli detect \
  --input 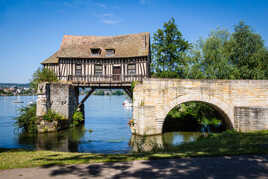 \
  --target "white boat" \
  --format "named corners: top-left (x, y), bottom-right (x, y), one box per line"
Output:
top-left (123, 100), bottom-right (133, 107)
top-left (28, 101), bottom-right (34, 105)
